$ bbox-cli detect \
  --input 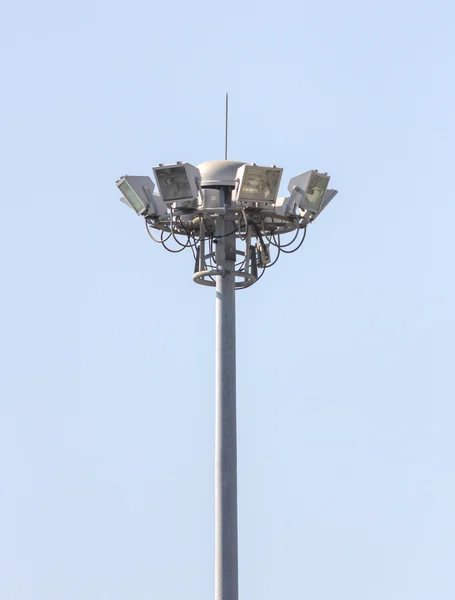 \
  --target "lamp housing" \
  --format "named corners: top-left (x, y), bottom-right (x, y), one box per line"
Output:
top-left (287, 170), bottom-right (330, 214)
top-left (153, 162), bottom-right (201, 209)
top-left (116, 175), bottom-right (166, 218)
top-left (234, 164), bottom-right (282, 208)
